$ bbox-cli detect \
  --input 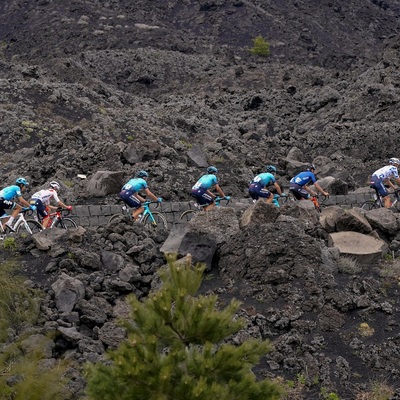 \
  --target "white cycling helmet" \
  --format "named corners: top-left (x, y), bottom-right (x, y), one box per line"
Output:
top-left (389, 157), bottom-right (400, 165)
top-left (49, 181), bottom-right (61, 191)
